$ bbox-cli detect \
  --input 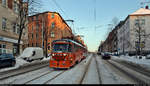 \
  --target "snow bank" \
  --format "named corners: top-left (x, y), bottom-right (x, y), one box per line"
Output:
top-left (112, 55), bottom-right (150, 69)
top-left (0, 56), bottom-right (50, 73)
